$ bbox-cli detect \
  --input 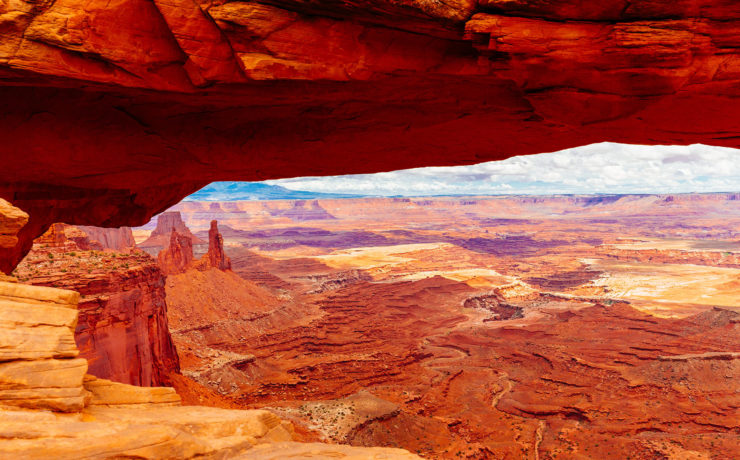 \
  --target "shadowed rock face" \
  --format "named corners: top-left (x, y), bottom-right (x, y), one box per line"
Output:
top-left (3, 0), bottom-right (740, 270)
